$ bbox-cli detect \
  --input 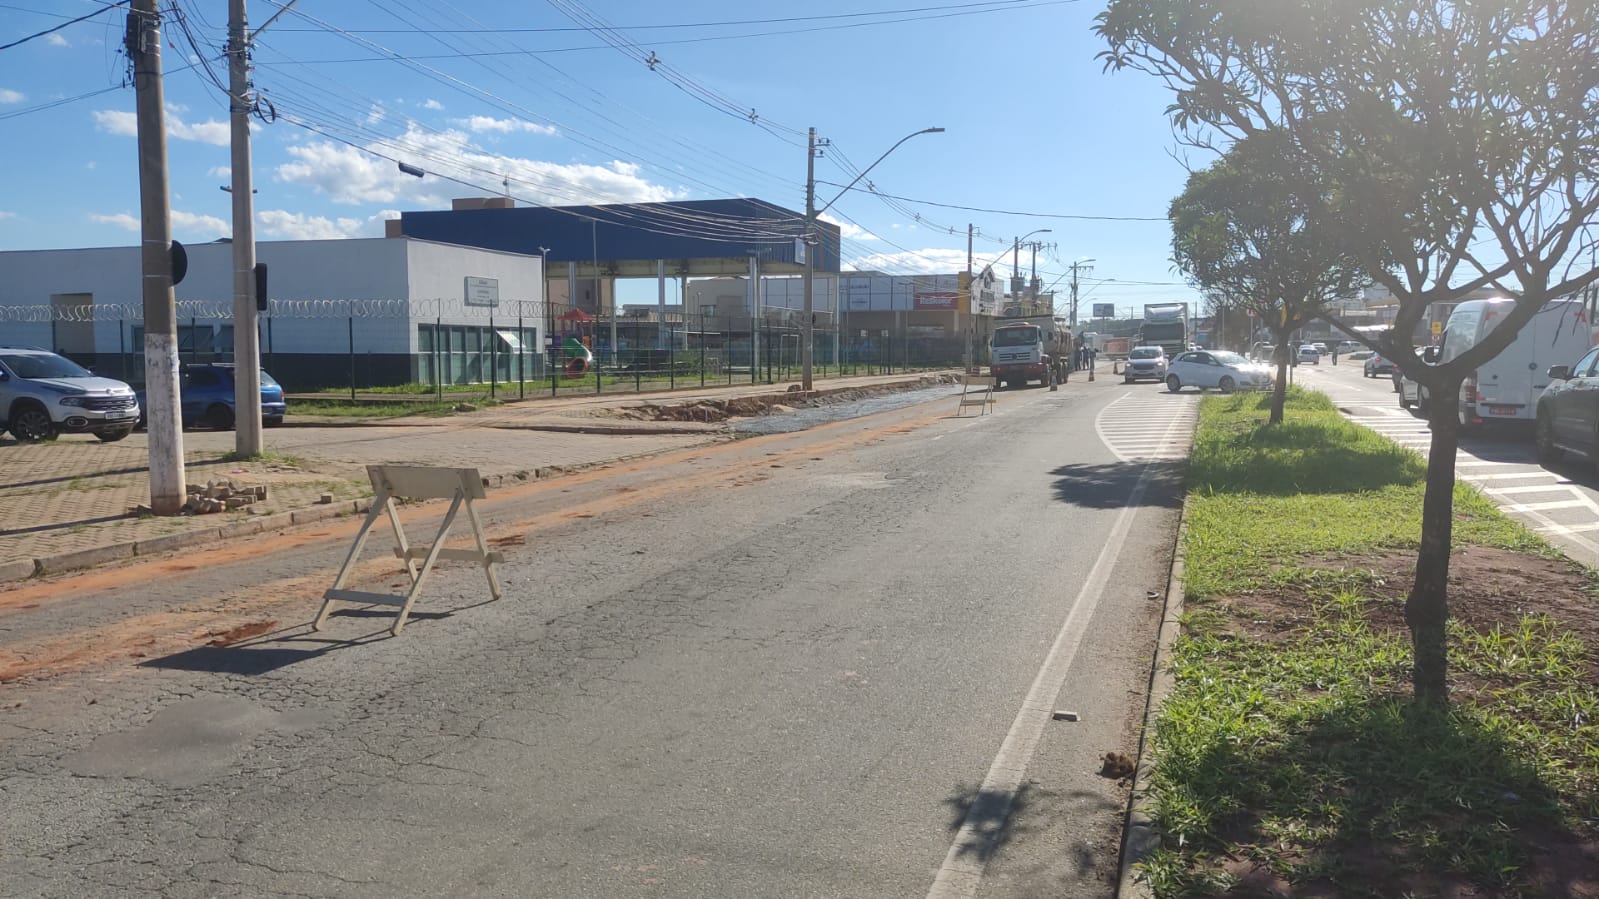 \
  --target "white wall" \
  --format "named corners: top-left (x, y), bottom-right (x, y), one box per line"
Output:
top-left (0, 238), bottom-right (545, 356)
